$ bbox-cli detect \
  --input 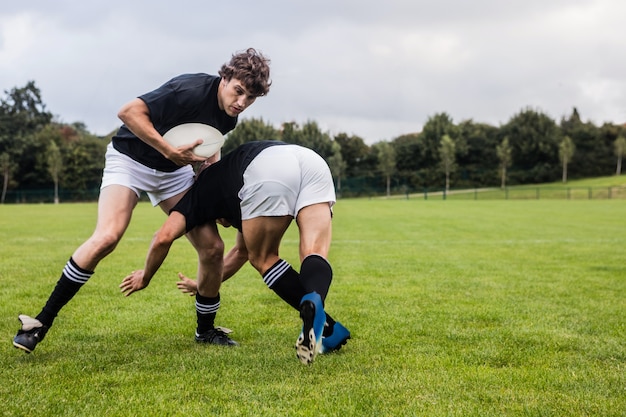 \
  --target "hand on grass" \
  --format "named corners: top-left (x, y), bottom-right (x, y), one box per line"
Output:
top-left (120, 270), bottom-right (148, 296)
